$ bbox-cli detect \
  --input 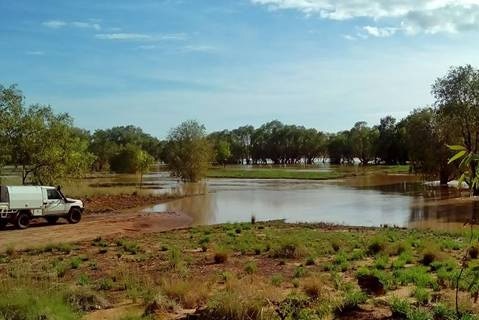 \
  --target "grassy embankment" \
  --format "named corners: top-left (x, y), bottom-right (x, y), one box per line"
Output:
top-left (207, 165), bottom-right (411, 180)
top-left (1, 221), bottom-right (478, 319)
